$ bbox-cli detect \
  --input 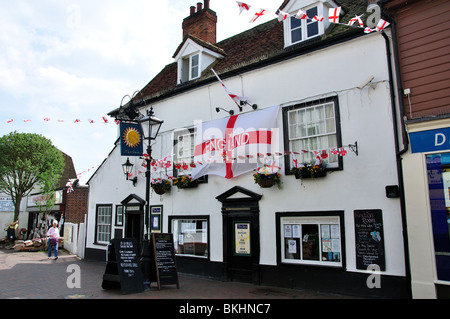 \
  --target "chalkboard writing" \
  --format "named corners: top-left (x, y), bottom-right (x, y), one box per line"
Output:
top-left (151, 233), bottom-right (180, 290)
top-left (102, 238), bottom-right (145, 294)
top-left (354, 210), bottom-right (385, 271)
